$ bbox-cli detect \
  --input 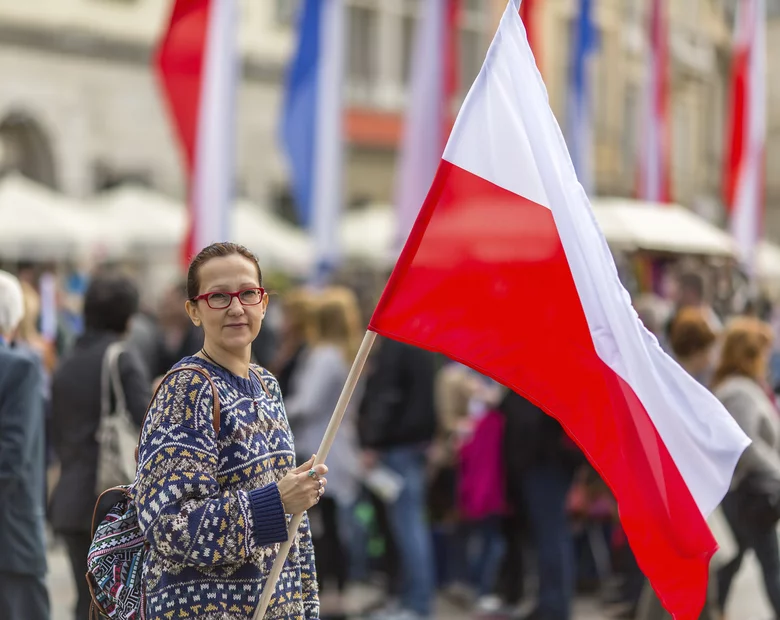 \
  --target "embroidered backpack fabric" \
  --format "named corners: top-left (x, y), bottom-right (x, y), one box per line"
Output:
top-left (86, 366), bottom-right (221, 620)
